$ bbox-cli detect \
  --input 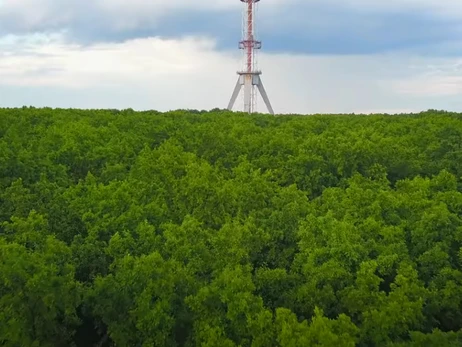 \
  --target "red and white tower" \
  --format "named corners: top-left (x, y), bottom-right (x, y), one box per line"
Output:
top-left (227, 0), bottom-right (274, 115)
